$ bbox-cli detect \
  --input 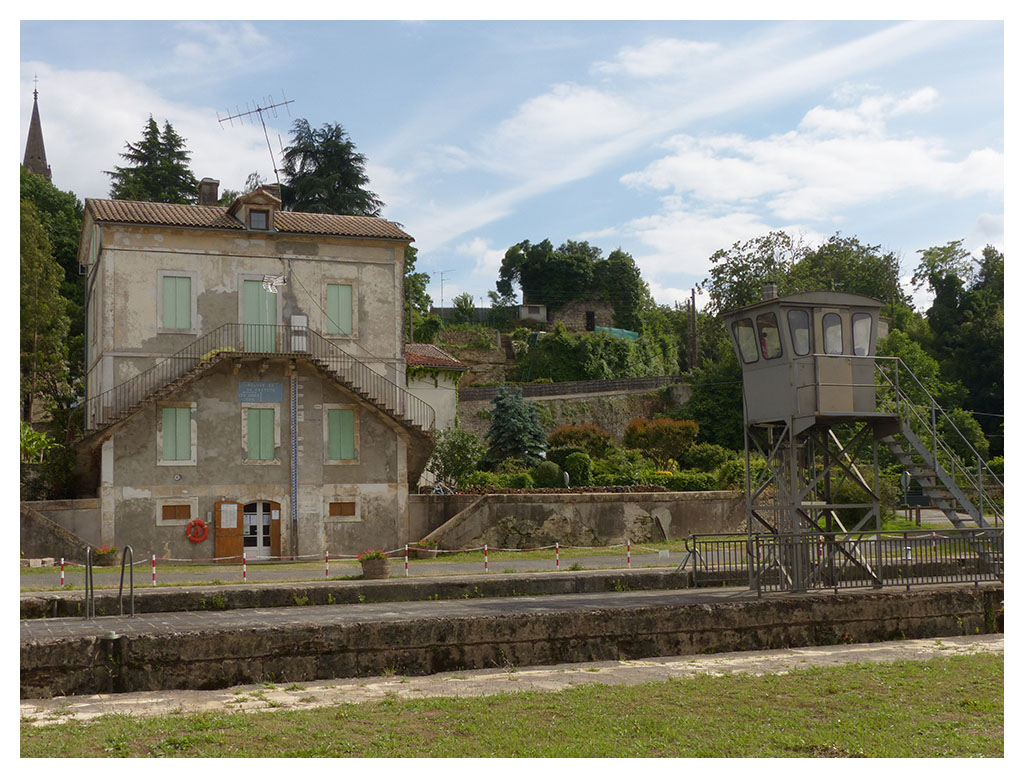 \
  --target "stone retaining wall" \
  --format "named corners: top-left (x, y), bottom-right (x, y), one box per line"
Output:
top-left (20, 585), bottom-right (1003, 698)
